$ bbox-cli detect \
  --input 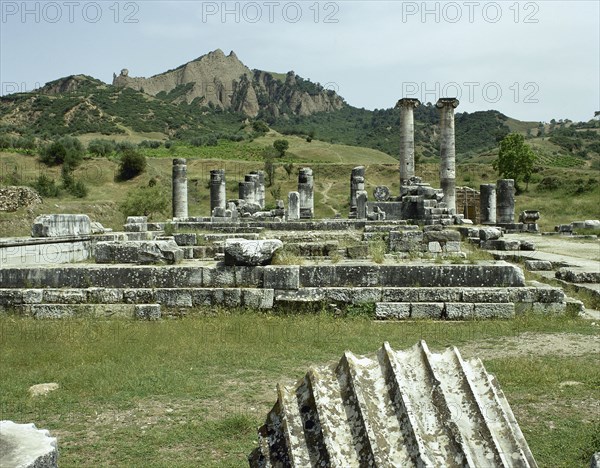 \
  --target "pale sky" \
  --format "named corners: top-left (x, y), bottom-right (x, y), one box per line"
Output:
top-left (1, 0), bottom-right (598, 122)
